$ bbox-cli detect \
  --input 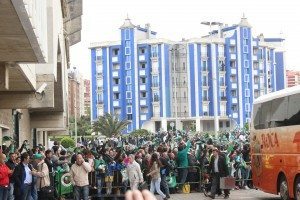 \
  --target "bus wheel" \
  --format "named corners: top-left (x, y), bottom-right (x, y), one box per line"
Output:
top-left (279, 177), bottom-right (289, 200)
top-left (295, 177), bottom-right (300, 200)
